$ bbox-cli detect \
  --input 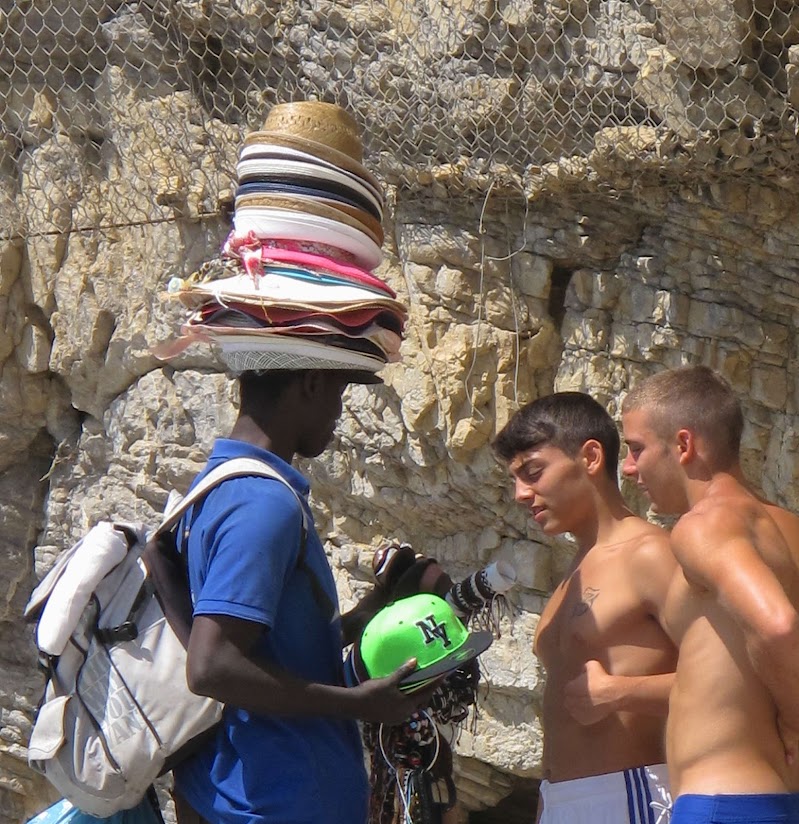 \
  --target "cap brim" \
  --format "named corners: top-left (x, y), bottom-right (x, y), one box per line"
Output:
top-left (399, 675), bottom-right (439, 693)
top-left (342, 369), bottom-right (384, 385)
top-left (399, 629), bottom-right (493, 686)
